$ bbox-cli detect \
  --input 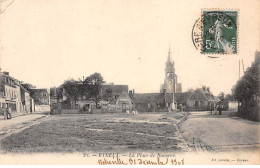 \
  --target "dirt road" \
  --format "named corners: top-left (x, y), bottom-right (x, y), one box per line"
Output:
top-left (179, 111), bottom-right (260, 152)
